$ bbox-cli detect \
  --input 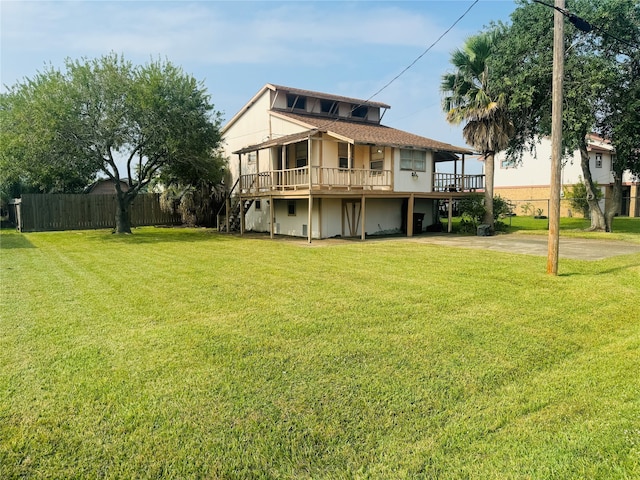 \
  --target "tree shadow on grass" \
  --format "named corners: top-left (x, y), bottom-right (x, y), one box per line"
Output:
top-left (559, 257), bottom-right (640, 277)
top-left (89, 227), bottom-right (241, 245)
top-left (0, 233), bottom-right (36, 249)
